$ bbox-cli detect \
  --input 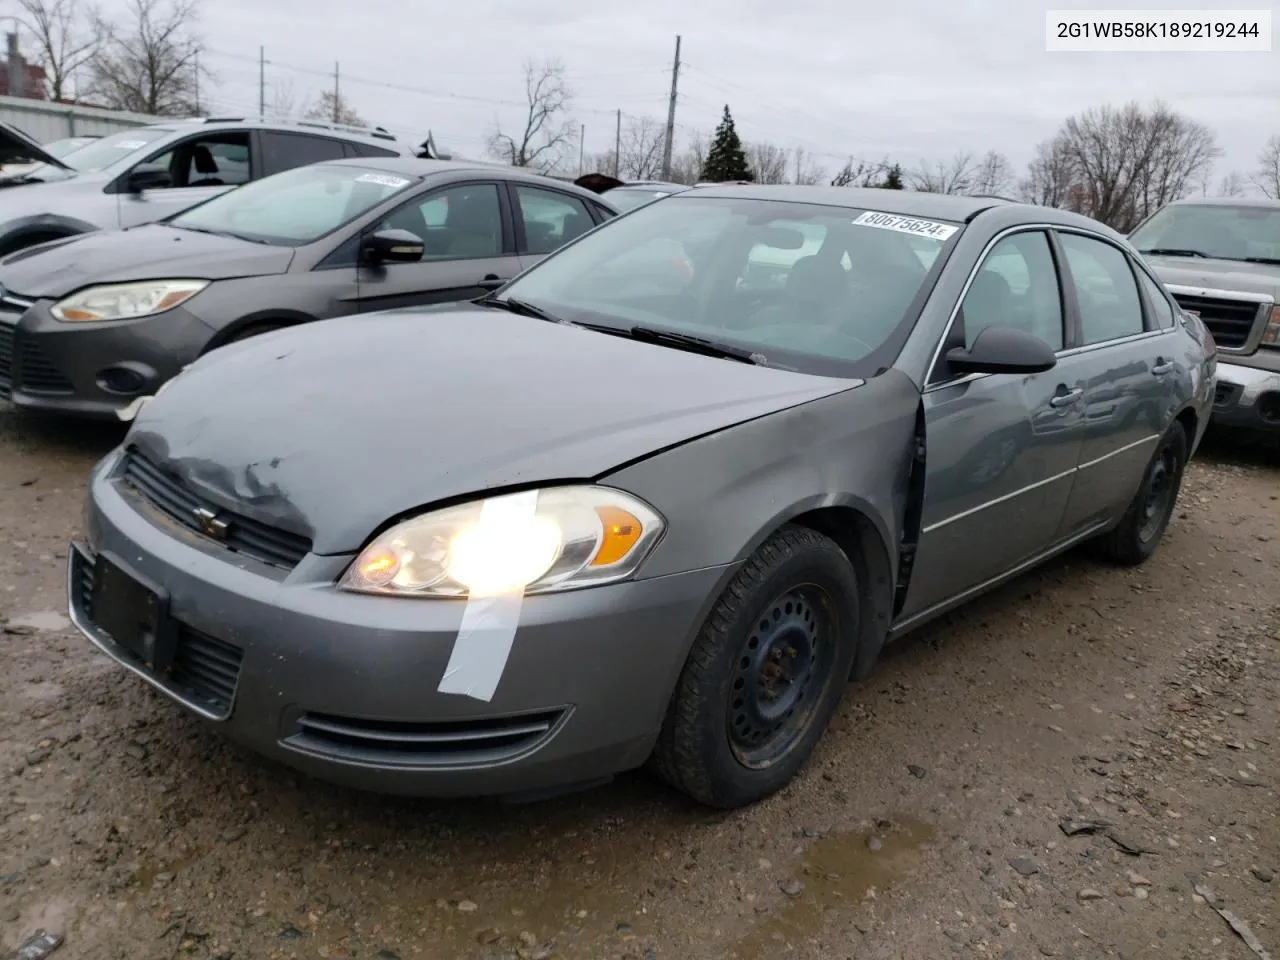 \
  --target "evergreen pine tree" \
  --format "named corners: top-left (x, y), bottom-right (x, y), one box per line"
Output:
top-left (700, 106), bottom-right (753, 182)
top-left (880, 163), bottom-right (905, 189)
